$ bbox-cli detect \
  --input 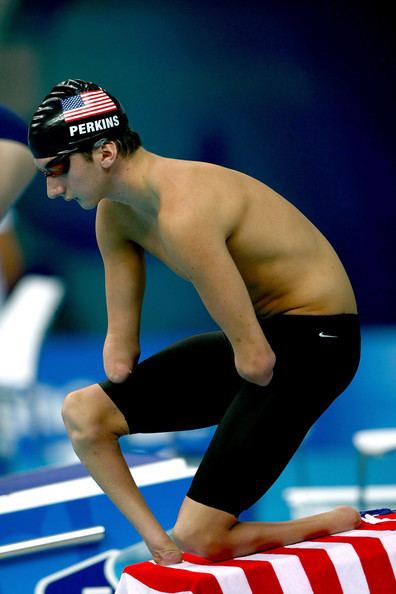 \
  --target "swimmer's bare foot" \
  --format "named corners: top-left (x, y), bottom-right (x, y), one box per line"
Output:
top-left (173, 497), bottom-right (361, 562)
top-left (324, 505), bottom-right (362, 534)
top-left (256, 505), bottom-right (362, 547)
